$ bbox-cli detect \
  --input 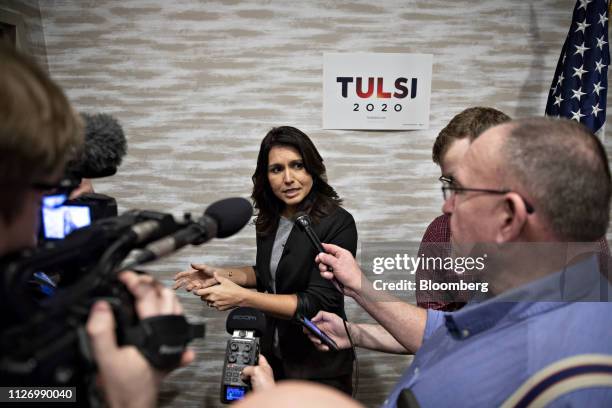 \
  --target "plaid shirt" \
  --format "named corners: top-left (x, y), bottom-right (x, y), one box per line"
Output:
top-left (415, 214), bottom-right (468, 311)
top-left (415, 214), bottom-right (610, 311)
